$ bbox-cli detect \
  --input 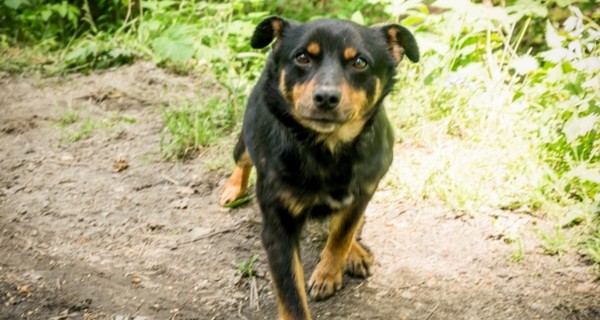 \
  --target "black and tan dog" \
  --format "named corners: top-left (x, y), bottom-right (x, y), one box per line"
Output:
top-left (219, 16), bottom-right (419, 320)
